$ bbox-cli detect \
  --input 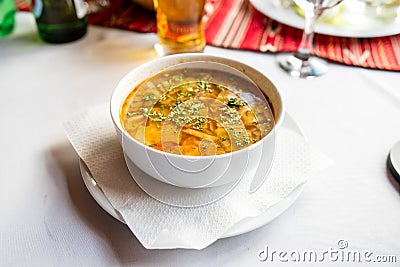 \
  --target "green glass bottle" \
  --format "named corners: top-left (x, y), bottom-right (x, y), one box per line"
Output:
top-left (32, 0), bottom-right (88, 43)
top-left (0, 0), bottom-right (15, 37)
